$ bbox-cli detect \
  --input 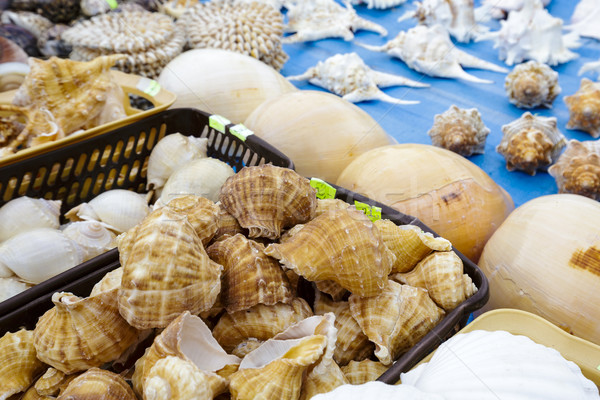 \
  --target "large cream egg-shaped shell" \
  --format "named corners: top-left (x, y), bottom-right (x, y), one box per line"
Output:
top-left (157, 49), bottom-right (297, 123)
